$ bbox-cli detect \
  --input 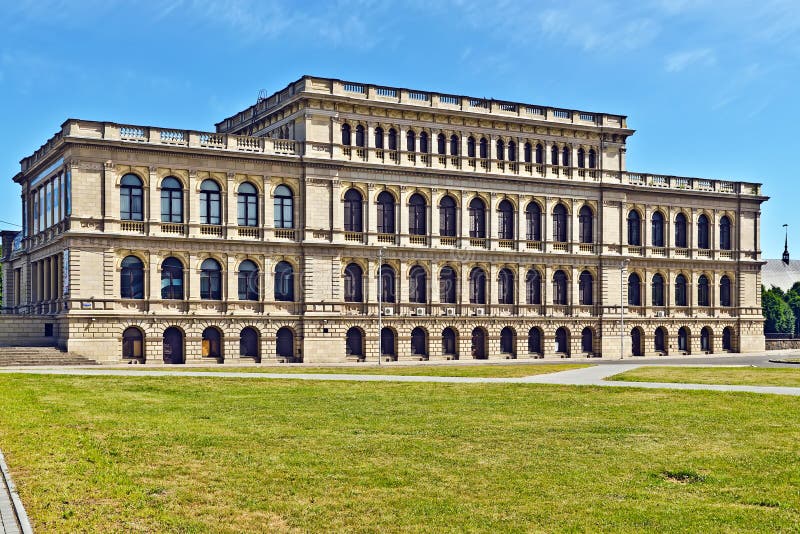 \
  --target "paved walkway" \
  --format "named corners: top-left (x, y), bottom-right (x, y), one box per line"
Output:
top-left (0, 451), bottom-right (31, 534)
